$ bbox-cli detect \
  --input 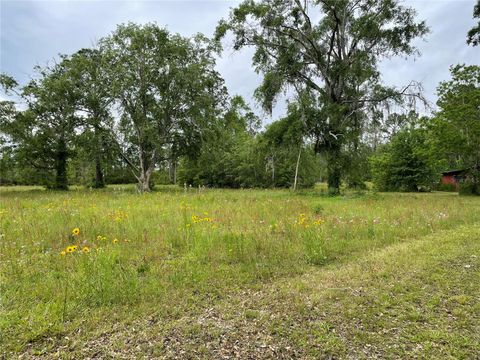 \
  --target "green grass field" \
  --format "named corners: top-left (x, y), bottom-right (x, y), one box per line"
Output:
top-left (1, 185), bottom-right (479, 358)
